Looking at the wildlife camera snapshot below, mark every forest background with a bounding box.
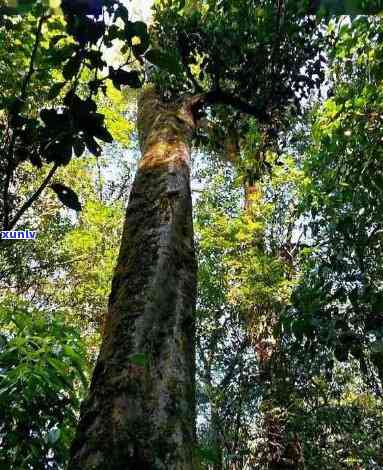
[0,0,383,469]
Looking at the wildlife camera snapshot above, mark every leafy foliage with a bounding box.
[193,152,300,467]
[0,299,89,469]
[0,0,146,230]
[190,15,383,468]
[151,0,325,121]
[0,154,127,336]
[284,16,383,388]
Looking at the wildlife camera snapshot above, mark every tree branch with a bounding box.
[187,89,270,124]
[207,90,270,121]
[20,15,48,101]
[2,14,48,230]
[7,163,58,231]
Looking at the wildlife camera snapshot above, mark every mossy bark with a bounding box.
[68,88,197,470]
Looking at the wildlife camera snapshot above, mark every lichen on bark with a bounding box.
[68,87,198,470]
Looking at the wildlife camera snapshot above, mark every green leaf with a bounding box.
[110,69,141,89]
[47,82,65,100]
[50,183,82,211]
[49,34,66,47]
[6,0,36,14]
[128,353,148,367]
[93,126,113,143]
[84,134,101,156]
[62,55,81,81]
[73,138,85,158]
[195,446,221,464]
[40,108,70,129]
[63,346,88,386]
[47,356,68,377]
[145,49,180,74]
[126,21,149,56]
[44,136,73,166]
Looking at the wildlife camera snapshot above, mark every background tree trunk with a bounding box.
[68,88,198,470]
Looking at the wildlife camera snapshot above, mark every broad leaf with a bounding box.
[50,183,82,211]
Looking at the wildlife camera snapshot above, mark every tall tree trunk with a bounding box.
[210,408,223,470]
[243,183,260,213]
[68,88,198,470]
[242,180,304,469]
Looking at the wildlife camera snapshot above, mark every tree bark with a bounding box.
[68,87,198,470]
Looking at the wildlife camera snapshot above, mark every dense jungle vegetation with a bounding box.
[0,0,382,468]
